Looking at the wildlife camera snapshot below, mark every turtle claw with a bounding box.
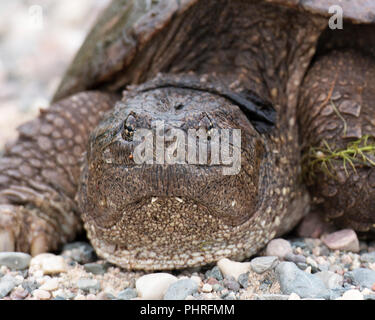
[0,204,57,254]
[30,234,49,256]
[0,229,15,252]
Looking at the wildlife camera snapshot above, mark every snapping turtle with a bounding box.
[0,0,375,270]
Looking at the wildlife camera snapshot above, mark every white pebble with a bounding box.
[30,254,67,275]
[32,289,51,300]
[39,278,59,291]
[306,257,318,269]
[304,266,312,274]
[202,283,212,293]
[288,293,301,300]
[337,289,363,300]
[136,273,178,299]
[217,258,251,281]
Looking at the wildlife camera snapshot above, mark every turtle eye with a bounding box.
[122,114,137,140]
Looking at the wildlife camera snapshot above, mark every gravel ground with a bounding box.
[0,233,374,300]
[1,1,375,301]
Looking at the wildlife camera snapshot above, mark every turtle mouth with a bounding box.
[85,196,238,270]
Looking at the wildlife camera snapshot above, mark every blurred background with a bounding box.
[0,0,111,150]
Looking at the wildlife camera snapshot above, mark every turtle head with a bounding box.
[78,74,275,270]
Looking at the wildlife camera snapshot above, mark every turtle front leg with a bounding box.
[0,91,118,255]
[298,49,375,235]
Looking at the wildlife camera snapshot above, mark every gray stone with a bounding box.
[250,256,279,274]
[223,278,240,291]
[0,275,16,298]
[255,294,289,300]
[346,268,375,289]
[212,284,224,292]
[83,263,107,275]
[285,253,306,264]
[360,252,375,263]
[238,273,249,288]
[77,278,101,292]
[276,262,330,299]
[0,252,31,270]
[22,280,39,293]
[205,266,223,281]
[329,288,348,300]
[315,271,343,289]
[296,262,309,271]
[164,279,198,300]
[117,288,138,300]
[62,242,96,264]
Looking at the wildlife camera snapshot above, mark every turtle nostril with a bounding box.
[174,103,184,110]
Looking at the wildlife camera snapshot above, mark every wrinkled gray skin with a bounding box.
[0,0,375,270]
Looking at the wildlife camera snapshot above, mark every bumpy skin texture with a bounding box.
[0,92,118,255]
[298,50,375,235]
[0,0,374,270]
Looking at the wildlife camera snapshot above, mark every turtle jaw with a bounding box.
[79,157,264,270]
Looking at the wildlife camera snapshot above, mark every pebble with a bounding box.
[136,273,177,300]
[306,256,318,269]
[117,288,138,300]
[83,263,107,275]
[212,284,224,292]
[10,287,28,300]
[97,292,115,300]
[32,289,51,300]
[223,278,240,292]
[39,278,59,291]
[217,258,251,281]
[322,229,359,252]
[22,280,39,293]
[206,277,219,285]
[346,268,375,289]
[77,278,101,292]
[337,289,364,300]
[250,256,279,274]
[164,278,198,300]
[266,238,293,260]
[0,275,16,298]
[288,292,301,300]
[285,253,306,264]
[224,292,236,300]
[31,254,67,275]
[237,273,249,289]
[0,252,31,270]
[205,266,223,281]
[276,262,330,299]
[360,252,375,263]
[62,242,96,264]
[255,294,289,300]
[201,283,212,293]
[315,271,343,289]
